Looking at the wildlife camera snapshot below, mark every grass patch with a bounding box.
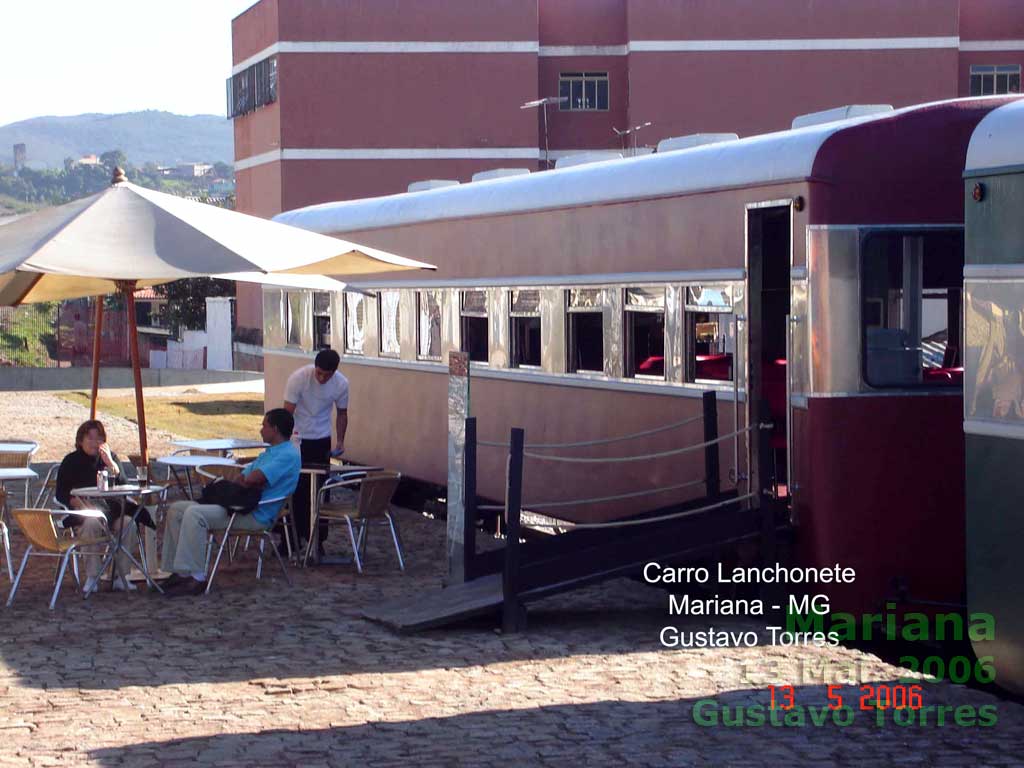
[0,303,60,367]
[60,391,266,441]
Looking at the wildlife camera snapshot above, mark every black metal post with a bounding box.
[464,417,478,582]
[502,427,526,633]
[702,391,720,499]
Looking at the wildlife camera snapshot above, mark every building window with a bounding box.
[344,292,366,355]
[969,65,1021,96]
[566,289,605,374]
[226,55,278,119]
[559,72,609,111]
[461,290,489,363]
[312,292,331,350]
[624,287,665,379]
[685,286,735,382]
[861,231,963,388]
[417,289,443,360]
[510,289,542,368]
[379,290,401,358]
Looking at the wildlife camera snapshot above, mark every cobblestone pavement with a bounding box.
[1,504,1023,768]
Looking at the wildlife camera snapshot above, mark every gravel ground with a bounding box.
[0,390,186,463]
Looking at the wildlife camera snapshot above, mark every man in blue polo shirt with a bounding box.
[161,408,301,596]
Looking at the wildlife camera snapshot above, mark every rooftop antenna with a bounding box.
[521,96,569,169]
[612,121,652,157]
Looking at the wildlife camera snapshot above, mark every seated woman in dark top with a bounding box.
[56,419,139,593]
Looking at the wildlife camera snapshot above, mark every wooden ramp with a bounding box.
[362,491,773,633]
[362,573,504,633]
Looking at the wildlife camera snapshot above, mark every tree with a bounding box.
[212,161,233,179]
[154,277,234,336]
[100,149,127,171]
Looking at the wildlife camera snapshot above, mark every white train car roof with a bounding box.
[965,99,1024,176]
[274,97,1017,236]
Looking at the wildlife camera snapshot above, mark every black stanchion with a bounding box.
[502,427,527,633]
[702,390,720,499]
[464,416,478,582]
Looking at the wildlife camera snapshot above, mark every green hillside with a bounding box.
[0,111,233,168]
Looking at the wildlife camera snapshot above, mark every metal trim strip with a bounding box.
[964,419,1024,441]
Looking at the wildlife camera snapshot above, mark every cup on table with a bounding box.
[138,466,149,486]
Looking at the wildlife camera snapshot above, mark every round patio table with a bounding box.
[70,484,166,593]
[156,455,239,499]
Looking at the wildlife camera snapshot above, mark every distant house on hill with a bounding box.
[174,162,213,179]
[76,154,101,166]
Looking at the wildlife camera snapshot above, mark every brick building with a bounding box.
[229,0,1024,348]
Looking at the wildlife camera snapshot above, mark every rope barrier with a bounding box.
[521,423,766,465]
[521,493,757,530]
[476,413,703,450]
[522,477,706,509]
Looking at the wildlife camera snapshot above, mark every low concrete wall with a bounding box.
[0,367,264,391]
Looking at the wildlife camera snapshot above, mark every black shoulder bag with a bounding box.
[198,479,263,514]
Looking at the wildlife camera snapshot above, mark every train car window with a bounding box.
[625,287,665,379]
[861,230,963,388]
[379,290,401,358]
[460,290,489,363]
[567,289,605,374]
[510,289,542,368]
[684,286,735,382]
[285,290,310,349]
[312,291,331,350]
[417,290,444,361]
[344,292,366,354]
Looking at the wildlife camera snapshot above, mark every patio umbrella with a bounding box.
[0,168,434,463]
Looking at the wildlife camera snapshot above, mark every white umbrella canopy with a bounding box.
[0,170,433,304]
[0,169,433,462]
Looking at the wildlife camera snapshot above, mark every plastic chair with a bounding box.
[305,471,404,573]
[203,495,293,594]
[6,508,109,609]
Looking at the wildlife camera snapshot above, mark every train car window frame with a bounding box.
[566,288,606,375]
[378,289,402,358]
[624,286,666,380]
[460,289,489,364]
[312,291,332,350]
[510,289,542,369]
[343,291,366,355]
[416,289,444,362]
[860,229,964,390]
[684,285,736,383]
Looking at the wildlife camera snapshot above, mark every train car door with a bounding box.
[745,202,793,503]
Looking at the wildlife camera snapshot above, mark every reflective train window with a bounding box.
[417,289,443,361]
[684,286,735,382]
[344,292,366,354]
[378,290,401,358]
[624,287,665,379]
[461,290,488,363]
[510,289,542,368]
[566,288,605,374]
[861,230,963,388]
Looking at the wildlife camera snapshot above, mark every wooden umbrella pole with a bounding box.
[89,296,104,419]
[120,281,149,465]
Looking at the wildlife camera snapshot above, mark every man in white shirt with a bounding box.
[283,348,349,549]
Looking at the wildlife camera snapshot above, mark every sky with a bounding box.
[1,1,259,127]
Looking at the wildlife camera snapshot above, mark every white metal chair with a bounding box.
[305,470,404,573]
[0,440,38,507]
[203,494,293,594]
[33,464,60,508]
[6,508,110,609]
